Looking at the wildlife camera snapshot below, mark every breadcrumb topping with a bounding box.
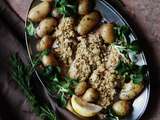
[53,18,124,108]
[53,17,77,65]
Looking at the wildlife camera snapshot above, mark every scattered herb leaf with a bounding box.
[116,60,146,84]
[114,25,130,45]
[26,21,36,37]
[112,41,139,63]
[55,0,78,17]
[130,73,143,84]
[40,65,78,107]
[113,25,140,63]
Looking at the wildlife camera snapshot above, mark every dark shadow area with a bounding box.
[0,94,20,120]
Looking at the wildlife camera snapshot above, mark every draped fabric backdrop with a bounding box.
[0,0,160,120]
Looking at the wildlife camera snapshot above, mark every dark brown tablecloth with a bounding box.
[0,0,40,120]
[0,0,160,120]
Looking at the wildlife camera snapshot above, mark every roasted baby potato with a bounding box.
[36,18,57,37]
[41,53,57,66]
[75,82,88,96]
[36,35,54,51]
[77,11,101,35]
[78,0,90,15]
[112,100,132,117]
[120,81,144,100]
[100,23,115,44]
[82,88,98,102]
[28,2,50,22]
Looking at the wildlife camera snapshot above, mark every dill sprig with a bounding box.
[9,54,56,120]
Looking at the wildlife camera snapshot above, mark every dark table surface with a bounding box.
[1,0,160,120]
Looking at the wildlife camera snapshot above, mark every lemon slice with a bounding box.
[66,100,82,117]
[71,95,102,117]
[66,100,89,120]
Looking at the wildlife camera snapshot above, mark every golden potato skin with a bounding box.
[100,23,115,44]
[75,82,88,96]
[41,53,57,66]
[120,81,144,100]
[36,35,54,51]
[77,11,101,35]
[82,88,98,102]
[28,2,50,22]
[78,0,90,15]
[36,18,57,37]
[112,100,131,117]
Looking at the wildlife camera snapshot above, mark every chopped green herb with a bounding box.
[115,60,130,75]
[112,41,140,63]
[55,0,78,17]
[114,25,130,45]
[113,25,140,63]
[113,25,146,84]
[116,60,146,84]
[26,21,36,37]
[130,73,143,84]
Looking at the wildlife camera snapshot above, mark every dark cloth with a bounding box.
[0,1,39,120]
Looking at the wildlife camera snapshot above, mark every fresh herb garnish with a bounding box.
[32,49,51,66]
[112,41,140,63]
[114,25,130,45]
[10,54,56,120]
[55,0,78,17]
[26,21,36,37]
[40,66,78,107]
[113,25,146,84]
[34,49,51,58]
[116,60,146,84]
[105,107,119,120]
[113,25,140,63]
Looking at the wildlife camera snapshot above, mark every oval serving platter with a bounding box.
[25,0,150,120]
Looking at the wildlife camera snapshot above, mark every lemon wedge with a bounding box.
[66,100,89,120]
[71,95,102,117]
